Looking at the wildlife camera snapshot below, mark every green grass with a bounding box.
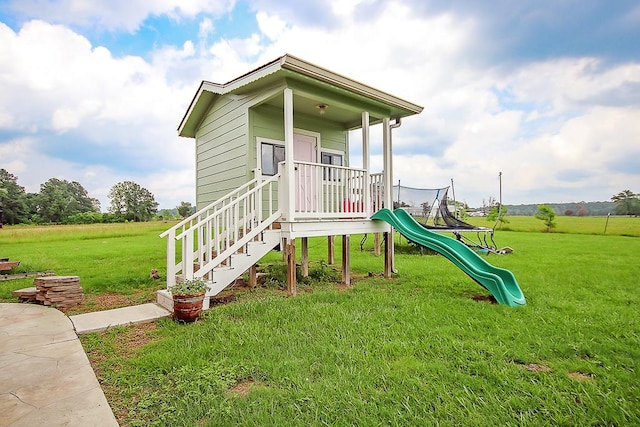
[0,221,174,301]
[74,226,639,426]
[466,215,640,236]
[2,220,639,425]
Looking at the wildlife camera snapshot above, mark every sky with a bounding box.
[0,0,639,211]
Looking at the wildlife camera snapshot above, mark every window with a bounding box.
[321,152,343,181]
[261,142,285,176]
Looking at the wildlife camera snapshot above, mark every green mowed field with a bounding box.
[2,218,639,425]
[466,214,640,236]
[0,221,171,308]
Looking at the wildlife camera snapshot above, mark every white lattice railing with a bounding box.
[292,161,369,219]
[160,172,281,289]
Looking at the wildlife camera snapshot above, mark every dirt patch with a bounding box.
[334,283,351,292]
[229,379,256,397]
[210,293,236,306]
[116,322,158,355]
[568,371,593,381]
[471,294,498,304]
[520,363,552,373]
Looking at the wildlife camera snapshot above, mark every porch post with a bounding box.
[342,235,351,285]
[301,237,309,277]
[382,117,394,278]
[327,235,335,264]
[284,87,295,221]
[382,117,392,210]
[249,263,257,288]
[286,238,297,296]
[362,111,371,216]
[384,231,392,278]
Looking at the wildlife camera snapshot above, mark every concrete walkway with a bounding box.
[0,303,119,426]
[69,303,171,335]
[0,302,171,426]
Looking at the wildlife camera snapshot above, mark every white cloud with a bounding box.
[500,58,640,115]
[3,0,236,32]
[256,11,287,41]
[1,1,639,212]
[198,17,214,41]
[0,20,196,209]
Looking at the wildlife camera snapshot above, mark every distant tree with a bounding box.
[565,209,574,216]
[456,205,468,220]
[176,201,194,218]
[421,202,431,218]
[22,192,39,223]
[487,204,509,228]
[156,209,176,221]
[535,204,556,232]
[108,181,159,222]
[0,169,27,225]
[36,178,100,223]
[611,190,640,216]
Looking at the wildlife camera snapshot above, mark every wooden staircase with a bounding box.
[157,172,281,311]
[202,228,281,296]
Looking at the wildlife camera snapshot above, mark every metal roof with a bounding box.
[178,54,423,137]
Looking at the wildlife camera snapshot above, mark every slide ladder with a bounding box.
[371,208,525,307]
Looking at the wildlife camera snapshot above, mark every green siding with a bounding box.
[196,88,352,209]
[195,94,253,208]
[249,104,349,168]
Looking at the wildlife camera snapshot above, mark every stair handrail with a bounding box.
[161,172,281,289]
[174,175,276,240]
[159,176,261,239]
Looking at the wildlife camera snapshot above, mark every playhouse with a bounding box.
[157,54,423,310]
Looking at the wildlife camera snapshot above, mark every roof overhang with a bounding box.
[178,54,423,138]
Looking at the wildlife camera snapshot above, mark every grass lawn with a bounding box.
[466,214,640,237]
[2,219,639,425]
[0,221,172,311]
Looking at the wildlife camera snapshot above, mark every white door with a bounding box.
[293,133,317,211]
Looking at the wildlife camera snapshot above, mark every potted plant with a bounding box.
[170,278,209,323]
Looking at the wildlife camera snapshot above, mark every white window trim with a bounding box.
[256,129,324,175]
[320,148,345,183]
[256,137,285,177]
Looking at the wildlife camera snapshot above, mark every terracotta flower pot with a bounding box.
[172,292,205,323]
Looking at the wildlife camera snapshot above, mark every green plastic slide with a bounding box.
[371,208,526,307]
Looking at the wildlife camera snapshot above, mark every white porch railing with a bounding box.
[160,162,386,290]
[160,172,281,289]
[291,161,369,219]
[370,172,384,212]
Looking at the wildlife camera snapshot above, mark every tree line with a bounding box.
[0,168,194,225]
[505,191,640,217]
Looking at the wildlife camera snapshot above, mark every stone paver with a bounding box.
[0,303,119,427]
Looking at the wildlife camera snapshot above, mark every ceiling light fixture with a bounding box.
[315,104,328,115]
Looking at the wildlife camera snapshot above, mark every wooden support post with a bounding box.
[282,237,287,262]
[301,237,309,277]
[249,264,257,288]
[327,235,335,264]
[342,235,351,285]
[374,232,381,256]
[286,238,297,296]
[383,232,392,278]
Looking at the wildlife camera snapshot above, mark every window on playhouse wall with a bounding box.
[321,151,343,181]
[261,142,285,175]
